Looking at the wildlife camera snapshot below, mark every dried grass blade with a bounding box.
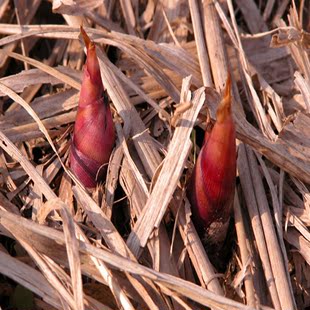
[72,185,134,259]
[0,130,55,200]
[125,273,160,310]
[127,82,205,256]
[115,122,149,198]
[76,243,261,310]
[247,150,295,310]
[238,143,281,310]
[98,49,170,121]
[0,210,260,310]
[119,151,180,277]
[0,213,114,310]
[0,50,80,89]
[234,191,257,307]
[285,208,310,242]
[102,38,181,102]
[119,0,136,35]
[285,229,310,266]
[105,145,124,219]
[0,82,80,187]
[72,186,170,308]
[45,199,85,310]
[3,111,76,143]
[0,26,80,46]
[170,196,224,295]
[203,0,228,90]
[219,0,277,140]
[0,83,60,151]
[188,0,212,86]
[17,239,75,309]
[97,49,162,178]
[0,191,20,214]
[294,71,310,113]
[0,68,62,96]
[77,232,136,310]
[0,250,62,308]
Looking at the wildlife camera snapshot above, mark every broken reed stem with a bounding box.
[127,84,205,256]
[0,121,167,309]
[203,0,246,130]
[99,50,181,281]
[77,231,135,310]
[104,66,223,295]
[234,191,257,308]
[119,0,136,36]
[115,122,180,277]
[188,0,212,86]
[105,144,124,220]
[171,197,224,295]
[238,144,281,310]
[0,250,64,309]
[247,150,295,310]
[16,239,76,309]
[0,209,261,310]
[97,49,162,179]
[203,0,228,90]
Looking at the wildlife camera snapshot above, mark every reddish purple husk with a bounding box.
[69,27,115,188]
[187,76,236,245]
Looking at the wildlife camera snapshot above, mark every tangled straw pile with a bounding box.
[0,1,309,309]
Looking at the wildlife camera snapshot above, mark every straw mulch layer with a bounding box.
[0,1,309,309]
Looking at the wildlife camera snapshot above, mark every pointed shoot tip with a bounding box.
[80,26,93,50]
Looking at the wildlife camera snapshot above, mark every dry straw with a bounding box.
[0,1,309,310]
